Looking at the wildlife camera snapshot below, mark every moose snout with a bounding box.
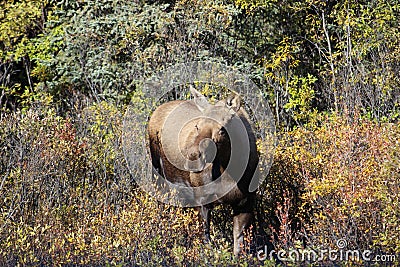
[188,150,201,161]
[183,147,205,172]
[183,138,217,172]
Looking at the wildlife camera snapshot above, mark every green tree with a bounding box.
[295,0,400,120]
[0,0,59,111]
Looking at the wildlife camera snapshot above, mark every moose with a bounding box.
[148,87,259,256]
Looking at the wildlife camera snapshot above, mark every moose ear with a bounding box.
[190,86,210,111]
[225,92,241,112]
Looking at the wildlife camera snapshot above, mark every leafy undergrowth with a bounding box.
[0,104,270,266]
[264,114,400,266]
[0,189,264,266]
[0,104,399,266]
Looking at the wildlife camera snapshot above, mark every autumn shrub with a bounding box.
[0,107,87,265]
[0,102,270,266]
[261,114,399,265]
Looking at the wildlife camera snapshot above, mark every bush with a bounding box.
[0,104,271,266]
[262,114,400,265]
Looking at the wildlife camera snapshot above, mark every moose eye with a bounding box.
[195,125,199,132]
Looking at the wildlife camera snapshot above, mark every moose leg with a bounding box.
[199,205,211,242]
[233,212,253,256]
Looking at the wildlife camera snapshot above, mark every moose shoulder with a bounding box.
[148,87,259,256]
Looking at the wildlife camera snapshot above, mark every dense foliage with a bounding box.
[1,0,399,265]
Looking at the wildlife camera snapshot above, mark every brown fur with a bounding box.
[148,88,259,256]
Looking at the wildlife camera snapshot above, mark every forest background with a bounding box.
[0,0,399,265]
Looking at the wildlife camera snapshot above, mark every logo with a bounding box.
[257,238,397,263]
